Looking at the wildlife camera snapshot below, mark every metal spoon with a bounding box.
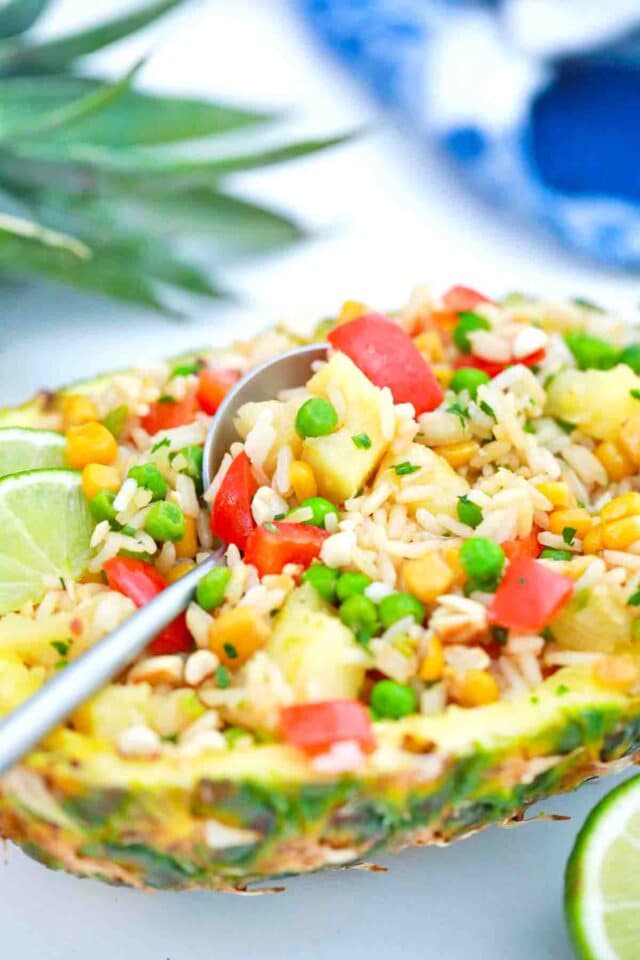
[0,342,327,774]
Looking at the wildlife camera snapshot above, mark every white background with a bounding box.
[0,2,638,957]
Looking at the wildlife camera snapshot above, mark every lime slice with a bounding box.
[0,469,94,614]
[0,427,66,478]
[566,774,640,960]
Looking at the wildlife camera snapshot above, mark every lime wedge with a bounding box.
[0,427,66,478]
[566,774,640,960]
[0,469,94,614]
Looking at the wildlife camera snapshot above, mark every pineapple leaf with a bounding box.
[0,0,50,39]
[0,0,189,75]
[0,209,90,259]
[5,132,352,190]
[0,77,270,145]
[0,60,143,143]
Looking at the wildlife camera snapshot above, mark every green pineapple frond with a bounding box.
[0,0,350,314]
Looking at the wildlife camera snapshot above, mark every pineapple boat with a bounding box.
[2,285,640,892]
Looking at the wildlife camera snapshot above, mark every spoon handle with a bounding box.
[0,551,223,776]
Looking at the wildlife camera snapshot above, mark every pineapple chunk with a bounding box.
[376,442,469,517]
[72,684,204,743]
[550,583,635,654]
[302,353,388,502]
[268,583,366,702]
[545,365,640,441]
[0,659,45,715]
[234,398,302,473]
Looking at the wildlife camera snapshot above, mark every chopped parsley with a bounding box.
[628,589,640,607]
[523,421,536,434]
[479,400,495,419]
[394,461,420,476]
[446,402,470,428]
[556,684,569,696]
[263,521,279,534]
[215,665,230,688]
[50,639,71,657]
[352,433,371,449]
[562,526,577,546]
[556,418,576,435]
[457,494,483,529]
[223,643,238,660]
[630,389,640,400]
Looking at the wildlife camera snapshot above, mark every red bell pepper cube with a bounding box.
[196,367,240,415]
[327,313,444,414]
[210,451,258,551]
[103,556,192,655]
[502,527,541,561]
[443,285,493,313]
[280,700,375,755]
[488,556,573,633]
[454,347,546,380]
[141,395,200,434]
[243,521,328,576]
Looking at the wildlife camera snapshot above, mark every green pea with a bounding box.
[89,490,118,524]
[298,496,339,529]
[170,445,204,493]
[457,494,483,529]
[144,501,186,542]
[450,367,490,399]
[196,567,231,611]
[102,404,128,440]
[302,563,339,602]
[459,537,505,587]
[540,548,573,561]
[453,312,491,353]
[370,679,417,719]
[128,463,168,501]
[619,344,640,375]
[339,594,379,644]
[378,592,425,629]
[336,570,372,601]
[295,397,339,438]
[564,331,618,371]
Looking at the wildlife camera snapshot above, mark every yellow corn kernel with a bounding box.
[443,546,465,586]
[81,463,120,501]
[402,552,455,604]
[66,421,118,469]
[602,516,640,551]
[593,655,639,692]
[536,481,574,509]
[437,440,479,468]
[419,635,444,683]
[289,460,317,502]
[619,414,640,468]
[166,561,196,584]
[548,507,592,538]
[595,441,635,482]
[582,524,604,554]
[174,514,198,559]
[415,330,444,362]
[432,364,453,388]
[61,393,99,428]
[338,300,367,323]
[452,669,500,708]
[208,606,270,670]
[601,492,640,523]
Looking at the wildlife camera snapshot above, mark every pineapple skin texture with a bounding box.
[2,349,640,891]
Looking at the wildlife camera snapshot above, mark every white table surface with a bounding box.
[1,2,638,957]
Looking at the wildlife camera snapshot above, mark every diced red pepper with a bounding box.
[443,285,493,313]
[502,527,541,561]
[243,521,328,576]
[454,347,546,380]
[328,313,444,414]
[141,395,200,434]
[196,367,240,415]
[280,700,375,755]
[210,451,258,551]
[488,556,573,633]
[103,556,192,655]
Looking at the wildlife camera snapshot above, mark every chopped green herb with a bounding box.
[54,659,69,671]
[171,360,203,378]
[541,626,555,643]
[491,625,509,645]
[151,437,171,453]
[394,461,421,476]
[479,400,495,418]
[223,643,238,660]
[556,418,576,435]
[523,421,536,434]
[446,402,470,428]
[273,513,286,521]
[562,527,577,546]
[161,732,179,744]
[631,619,640,642]
[457,494,483,529]
[530,695,540,705]
[556,684,569,696]
[51,640,70,657]
[352,433,372,449]
[263,522,279,534]
[630,389,640,400]
[158,395,174,404]
[540,548,573,561]
[572,297,604,313]
[215,665,230,688]
[628,589,640,607]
